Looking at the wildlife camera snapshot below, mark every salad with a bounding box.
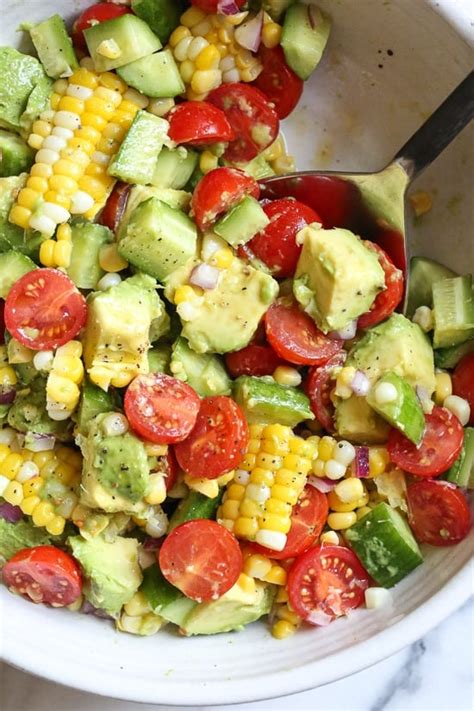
[0,0,472,641]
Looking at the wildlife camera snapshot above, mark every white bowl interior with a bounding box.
[2,0,473,705]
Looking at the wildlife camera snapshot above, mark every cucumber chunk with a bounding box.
[76,379,116,435]
[262,0,296,21]
[168,490,223,533]
[67,221,112,290]
[345,502,423,588]
[108,111,168,185]
[117,49,184,98]
[434,340,474,369]
[29,14,78,79]
[131,0,184,44]
[151,147,198,190]
[170,336,231,397]
[366,372,425,445]
[148,344,172,374]
[233,375,313,427]
[141,563,184,612]
[406,256,457,318]
[432,275,474,348]
[444,427,474,489]
[84,14,162,72]
[214,196,270,247]
[0,251,36,299]
[281,3,331,81]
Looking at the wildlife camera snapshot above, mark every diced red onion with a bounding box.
[351,370,371,396]
[306,610,333,626]
[235,10,264,52]
[143,536,163,551]
[0,502,23,523]
[307,475,336,493]
[217,0,241,15]
[190,263,220,290]
[0,389,16,405]
[81,599,115,620]
[24,433,56,452]
[352,446,370,478]
[328,320,357,341]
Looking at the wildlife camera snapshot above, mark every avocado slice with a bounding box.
[8,377,72,441]
[0,175,28,253]
[0,48,46,133]
[18,76,53,138]
[281,3,331,81]
[76,378,117,436]
[0,130,34,177]
[29,14,78,79]
[0,518,64,562]
[170,337,231,397]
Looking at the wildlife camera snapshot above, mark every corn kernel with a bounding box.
[110,371,134,389]
[53,160,83,180]
[238,498,262,518]
[199,150,219,174]
[56,224,72,242]
[28,134,44,150]
[58,96,84,115]
[318,436,336,461]
[50,93,61,110]
[32,501,55,526]
[221,499,241,520]
[260,513,291,534]
[263,565,287,585]
[48,175,77,195]
[233,517,259,538]
[0,453,24,480]
[47,373,80,408]
[262,22,282,49]
[334,477,364,503]
[276,587,289,603]
[273,366,302,387]
[265,498,292,517]
[0,366,17,388]
[196,44,221,70]
[31,164,53,179]
[81,112,107,132]
[39,240,56,267]
[99,72,127,93]
[70,68,99,90]
[357,506,372,520]
[44,191,71,210]
[276,605,300,625]
[327,511,357,530]
[368,447,390,477]
[244,554,272,579]
[53,240,73,268]
[46,516,66,536]
[20,495,41,515]
[320,530,340,545]
[3,481,23,506]
[236,572,256,595]
[210,248,233,269]
[9,205,31,229]
[435,372,452,405]
[32,120,52,138]
[272,619,297,640]
[191,69,222,95]
[124,591,151,617]
[181,7,207,28]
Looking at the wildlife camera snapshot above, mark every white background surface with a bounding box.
[2,598,473,710]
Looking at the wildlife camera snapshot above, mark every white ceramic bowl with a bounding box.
[2,0,473,705]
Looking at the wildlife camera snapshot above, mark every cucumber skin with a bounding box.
[168,490,223,533]
[141,563,183,611]
[432,275,474,349]
[234,375,313,427]
[444,427,474,489]
[407,256,457,318]
[345,502,423,588]
[434,340,474,369]
[367,372,425,445]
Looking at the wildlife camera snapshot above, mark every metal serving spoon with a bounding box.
[260,71,474,311]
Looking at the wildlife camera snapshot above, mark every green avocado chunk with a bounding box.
[147,344,172,373]
[8,377,72,441]
[234,375,313,427]
[0,518,62,562]
[293,224,385,333]
[0,251,36,299]
[141,563,184,612]
[80,412,150,512]
[76,378,117,436]
[170,337,231,397]
[335,314,435,444]
[131,0,184,43]
[69,535,142,616]
[0,130,34,177]
[18,76,53,138]
[84,14,162,72]
[0,175,27,254]
[168,258,279,354]
[345,502,423,588]
[29,14,78,79]
[281,2,331,81]
[366,372,425,445]
[168,490,224,533]
[0,48,46,133]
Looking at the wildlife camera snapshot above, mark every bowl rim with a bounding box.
[3,557,473,705]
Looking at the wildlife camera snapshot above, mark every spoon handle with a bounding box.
[394,71,474,181]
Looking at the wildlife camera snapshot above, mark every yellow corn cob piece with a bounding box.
[0,443,82,536]
[217,424,316,552]
[9,67,144,234]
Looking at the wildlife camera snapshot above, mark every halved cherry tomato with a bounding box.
[288,545,369,624]
[167,102,235,146]
[192,0,245,12]
[225,343,285,378]
[191,167,259,231]
[249,486,329,560]
[5,269,87,351]
[159,519,243,602]
[175,396,249,479]
[260,175,361,230]
[407,480,471,546]
[3,545,82,606]
[240,198,321,278]
[207,83,279,163]
[357,241,404,329]
[387,406,464,477]
[99,182,131,233]
[452,353,474,425]
[265,301,343,366]
[153,448,179,492]
[253,45,304,120]
[306,352,347,432]
[125,373,201,444]
[72,3,132,51]
[0,299,5,344]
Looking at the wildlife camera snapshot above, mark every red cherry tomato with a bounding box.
[306,352,347,432]
[167,102,235,146]
[159,519,243,602]
[407,480,471,546]
[388,406,464,477]
[5,269,87,351]
[207,83,279,163]
[357,241,404,329]
[0,299,5,344]
[99,182,131,233]
[191,0,245,12]
[253,45,304,119]
[153,448,179,492]
[191,167,259,231]
[260,174,361,230]
[265,301,343,366]
[240,198,321,278]
[125,373,201,445]
[72,3,132,51]
[288,545,369,624]
[225,343,285,378]
[175,396,249,479]
[249,486,329,560]
[3,545,82,606]
[452,353,474,425]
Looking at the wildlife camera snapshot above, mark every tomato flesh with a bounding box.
[387,406,464,477]
[3,545,82,606]
[4,269,87,351]
[225,343,284,378]
[99,182,131,233]
[192,0,245,12]
[407,480,471,546]
[357,241,404,329]
[175,396,249,479]
[208,83,279,163]
[191,167,259,231]
[72,3,131,51]
[306,351,347,432]
[253,46,304,119]
[0,299,4,345]
[452,353,474,425]
[288,545,369,624]
[159,519,243,602]
[167,102,235,146]
[125,373,201,444]
[249,486,329,560]
[241,198,321,278]
[265,301,343,366]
